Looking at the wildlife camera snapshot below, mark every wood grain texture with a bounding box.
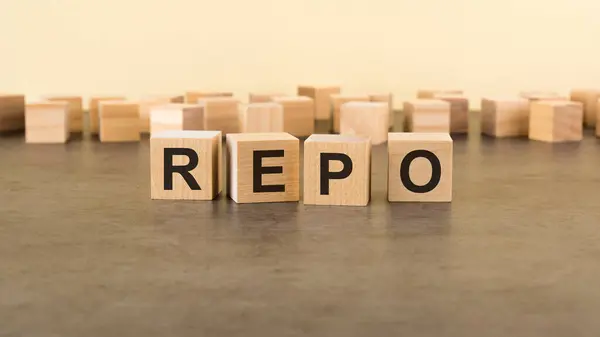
[330,94,370,133]
[89,96,126,134]
[297,86,340,121]
[529,101,583,142]
[0,94,25,132]
[44,96,83,132]
[150,103,204,135]
[403,99,450,133]
[239,103,284,133]
[270,96,314,137]
[25,102,70,144]
[481,97,529,137]
[340,102,389,145]
[98,101,140,142]
[570,89,599,127]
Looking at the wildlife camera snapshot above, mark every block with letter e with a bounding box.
[388,132,452,202]
[150,130,222,200]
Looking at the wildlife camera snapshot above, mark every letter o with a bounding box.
[400,150,441,193]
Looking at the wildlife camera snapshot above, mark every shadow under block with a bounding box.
[25,102,70,144]
[270,96,314,137]
[331,94,370,133]
[369,93,394,129]
[150,103,204,135]
[340,102,389,145]
[150,130,222,200]
[434,94,469,133]
[480,97,529,137]
[226,133,300,203]
[185,91,233,104]
[197,97,240,135]
[139,95,185,133]
[239,103,284,133]
[388,132,453,202]
[417,89,463,99]
[44,96,83,132]
[303,134,371,206]
[529,101,583,143]
[98,101,141,142]
[89,96,126,134]
[0,94,25,132]
[570,89,599,127]
[404,99,451,133]
[248,93,284,103]
[297,86,341,121]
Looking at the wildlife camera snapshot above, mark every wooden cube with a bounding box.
[369,93,394,129]
[89,96,126,134]
[98,101,140,142]
[570,89,599,127]
[297,85,341,120]
[150,130,222,200]
[529,101,583,142]
[433,94,469,133]
[150,103,204,135]
[481,97,529,137]
[340,102,389,145]
[330,94,370,133]
[0,94,25,132]
[270,96,314,137]
[388,132,452,202]
[139,95,184,133]
[239,103,284,133]
[197,97,240,135]
[520,91,567,101]
[303,134,371,206]
[417,89,462,99]
[44,96,83,132]
[226,133,300,203]
[248,93,284,103]
[403,99,451,133]
[185,91,232,104]
[25,102,70,143]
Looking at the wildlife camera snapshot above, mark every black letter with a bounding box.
[400,150,441,193]
[253,150,285,193]
[320,153,353,195]
[164,148,201,190]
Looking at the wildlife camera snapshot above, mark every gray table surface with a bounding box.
[2,112,600,337]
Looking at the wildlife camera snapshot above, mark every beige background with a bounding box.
[1,0,599,109]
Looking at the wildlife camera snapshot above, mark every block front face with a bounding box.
[89,96,126,134]
[404,100,450,133]
[388,132,452,202]
[197,97,240,135]
[45,96,83,132]
[271,97,314,137]
[529,101,583,142]
[369,93,394,129]
[340,102,389,145]
[226,133,299,203]
[139,95,184,133]
[151,130,222,200]
[481,98,529,137]
[303,134,371,206]
[25,102,70,143]
[331,95,370,133]
[239,103,284,133]
[0,94,26,132]
[570,89,599,127]
[434,94,469,133]
[150,104,204,135]
[298,86,340,120]
[99,102,140,142]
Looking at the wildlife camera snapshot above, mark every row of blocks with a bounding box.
[151,131,453,205]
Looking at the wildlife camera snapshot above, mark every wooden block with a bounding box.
[248,93,284,103]
[185,91,232,104]
[369,93,394,129]
[570,89,599,127]
[139,95,184,133]
[481,97,529,137]
[89,96,126,134]
[150,130,222,200]
[239,102,284,133]
[403,99,451,133]
[388,132,453,202]
[44,96,83,132]
[25,102,70,144]
[0,94,25,132]
[303,134,371,206]
[529,100,583,143]
[340,102,389,145]
[150,103,204,135]
[226,133,299,203]
[98,101,140,142]
[297,85,341,120]
[417,89,463,99]
[270,96,314,137]
[520,91,567,101]
[433,94,469,133]
[197,97,240,135]
[330,94,370,133]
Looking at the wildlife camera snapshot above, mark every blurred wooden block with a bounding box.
[570,89,599,127]
[340,102,389,145]
[369,93,394,129]
[403,99,450,133]
[98,101,140,142]
[0,94,25,132]
[433,94,469,133]
[417,89,462,99]
[297,85,340,120]
[44,96,83,132]
[481,97,529,137]
[197,97,240,135]
[150,130,222,200]
[89,96,126,134]
[520,91,567,101]
[248,93,284,103]
[529,101,583,142]
[226,133,300,203]
[303,134,371,206]
[25,102,70,144]
[330,94,370,133]
[388,132,453,202]
[150,103,204,135]
[185,91,232,104]
[239,102,284,133]
[271,96,314,137]
[139,95,184,133]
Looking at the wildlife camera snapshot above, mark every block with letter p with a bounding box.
[150,130,222,200]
